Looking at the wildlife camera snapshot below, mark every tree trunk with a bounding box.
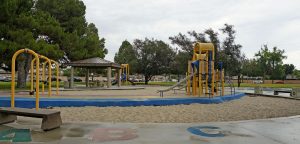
[144,75,149,85]
[17,54,32,88]
[237,75,241,87]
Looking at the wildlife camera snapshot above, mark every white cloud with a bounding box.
[82,0,300,68]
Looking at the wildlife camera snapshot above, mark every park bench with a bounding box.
[0,107,62,131]
[274,90,292,96]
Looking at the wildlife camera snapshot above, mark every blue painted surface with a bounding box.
[187,126,225,137]
[0,93,246,108]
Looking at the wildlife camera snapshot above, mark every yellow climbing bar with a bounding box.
[11,49,40,110]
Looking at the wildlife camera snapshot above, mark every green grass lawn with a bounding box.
[226,83,300,88]
[0,82,64,90]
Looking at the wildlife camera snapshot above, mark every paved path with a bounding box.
[0,116,299,143]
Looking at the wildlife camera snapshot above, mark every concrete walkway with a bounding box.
[0,116,299,143]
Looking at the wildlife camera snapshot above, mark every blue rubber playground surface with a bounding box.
[0,93,246,108]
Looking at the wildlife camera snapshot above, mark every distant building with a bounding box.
[286,74,298,80]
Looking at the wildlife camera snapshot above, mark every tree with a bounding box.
[36,0,87,35]
[0,0,65,87]
[171,50,190,75]
[169,28,221,75]
[283,64,295,76]
[255,45,286,83]
[0,0,107,88]
[293,69,300,79]
[219,24,243,87]
[241,58,262,77]
[114,40,137,73]
[36,0,107,62]
[133,38,176,84]
[169,33,194,55]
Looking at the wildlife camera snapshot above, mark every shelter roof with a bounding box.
[66,57,121,68]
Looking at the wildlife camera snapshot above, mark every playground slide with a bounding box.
[157,73,196,93]
[127,79,136,85]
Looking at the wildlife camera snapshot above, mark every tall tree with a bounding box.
[0,0,65,87]
[169,33,194,55]
[220,24,243,86]
[255,45,286,82]
[0,0,107,88]
[114,40,137,73]
[133,38,176,84]
[36,0,107,61]
[36,0,87,35]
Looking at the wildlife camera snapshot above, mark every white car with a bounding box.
[253,80,263,84]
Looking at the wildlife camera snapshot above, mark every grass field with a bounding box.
[0,82,64,90]
[229,83,300,88]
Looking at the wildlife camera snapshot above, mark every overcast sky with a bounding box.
[82,0,300,68]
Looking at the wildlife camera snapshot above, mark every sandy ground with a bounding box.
[53,96,300,123]
[0,86,189,98]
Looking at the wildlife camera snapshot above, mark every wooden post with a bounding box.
[70,67,74,88]
[86,68,89,87]
[107,67,112,88]
[118,68,121,87]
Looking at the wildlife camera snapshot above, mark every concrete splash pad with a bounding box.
[0,116,299,143]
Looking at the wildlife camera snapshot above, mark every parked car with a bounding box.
[253,80,263,84]
[3,76,12,82]
[0,76,6,81]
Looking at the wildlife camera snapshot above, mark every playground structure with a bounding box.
[31,55,51,96]
[115,63,135,85]
[11,48,61,107]
[11,49,40,109]
[31,58,60,96]
[30,56,60,96]
[158,42,224,97]
[187,42,225,97]
[0,48,62,131]
[121,64,130,82]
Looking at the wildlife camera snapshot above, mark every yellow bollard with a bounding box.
[11,48,40,110]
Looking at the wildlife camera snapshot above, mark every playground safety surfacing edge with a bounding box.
[0,93,246,108]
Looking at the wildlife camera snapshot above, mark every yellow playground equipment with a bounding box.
[186,42,225,97]
[31,55,52,96]
[31,56,60,96]
[11,49,40,110]
[51,60,60,95]
[121,64,130,82]
[11,48,60,110]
